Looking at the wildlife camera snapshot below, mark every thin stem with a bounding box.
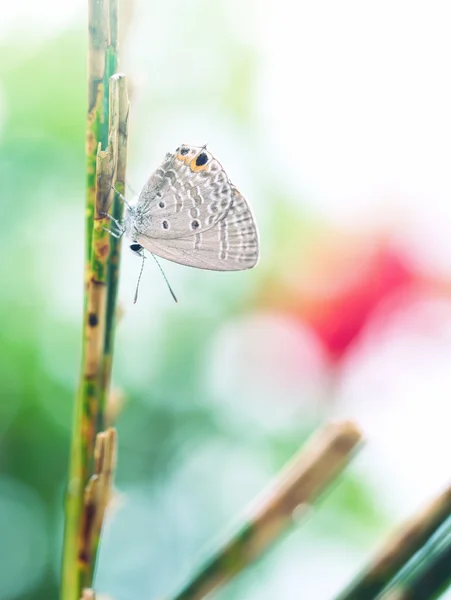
[86,0,117,263]
[61,1,126,598]
[165,421,363,600]
[335,483,451,600]
[379,519,451,600]
[101,75,129,409]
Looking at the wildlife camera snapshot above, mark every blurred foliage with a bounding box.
[0,13,390,600]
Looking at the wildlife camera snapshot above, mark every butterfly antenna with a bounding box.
[150,253,178,303]
[133,253,146,304]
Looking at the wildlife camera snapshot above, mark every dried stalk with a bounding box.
[79,428,118,586]
[165,421,362,600]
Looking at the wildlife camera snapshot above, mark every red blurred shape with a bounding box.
[260,236,426,363]
[308,247,416,361]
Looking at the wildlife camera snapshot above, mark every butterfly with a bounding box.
[104,144,259,300]
[107,144,259,267]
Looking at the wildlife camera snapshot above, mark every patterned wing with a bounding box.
[134,145,234,240]
[137,186,259,271]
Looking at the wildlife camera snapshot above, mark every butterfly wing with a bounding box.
[137,186,259,271]
[135,145,234,239]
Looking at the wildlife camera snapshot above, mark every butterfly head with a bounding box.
[129,241,143,255]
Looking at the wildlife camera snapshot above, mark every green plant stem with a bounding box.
[380,519,451,600]
[335,484,451,600]
[100,74,129,414]
[86,0,118,261]
[61,1,124,598]
[165,421,362,600]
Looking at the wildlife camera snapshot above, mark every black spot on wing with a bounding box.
[195,152,208,166]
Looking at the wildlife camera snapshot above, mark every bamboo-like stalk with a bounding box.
[165,421,362,600]
[61,1,128,597]
[100,73,129,412]
[379,520,451,600]
[335,483,451,600]
[85,0,118,263]
[62,74,129,598]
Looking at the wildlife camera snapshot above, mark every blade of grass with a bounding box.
[380,518,451,600]
[165,421,363,600]
[335,483,451,600]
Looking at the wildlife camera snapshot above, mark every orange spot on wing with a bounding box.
[175,152,192,165]
[189,156,210,173]
[175,148,210,172]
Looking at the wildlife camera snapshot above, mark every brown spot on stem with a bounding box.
[78,550,89,567]
[90,277,107,285]
[88,313,98,327]
[78,500,96,566]
[98,243,110,258]
[86,129,97,156]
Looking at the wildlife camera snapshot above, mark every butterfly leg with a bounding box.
[110,185,132,209]
[100,211,125,237]
[103,227,123,239]
[100,211,122,229]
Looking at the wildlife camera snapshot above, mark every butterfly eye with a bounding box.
[130,243,143,253]
[162,220,169,230]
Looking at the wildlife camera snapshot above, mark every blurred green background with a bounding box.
[1,1,451,599]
